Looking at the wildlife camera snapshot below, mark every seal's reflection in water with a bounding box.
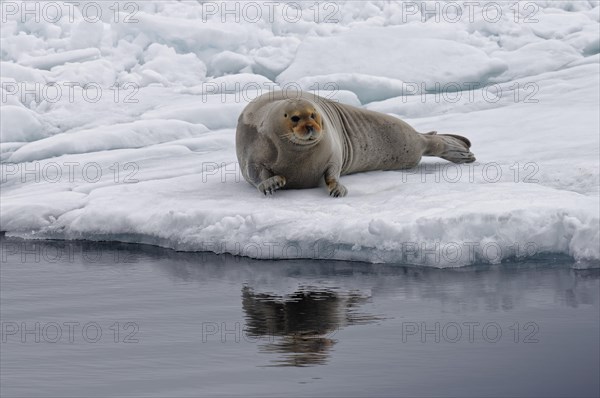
[2,237,599,396]
[242,286,380,367]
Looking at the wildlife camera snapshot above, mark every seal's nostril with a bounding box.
[306,125,313,133]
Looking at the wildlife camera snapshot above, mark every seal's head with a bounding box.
[279,99,323,146]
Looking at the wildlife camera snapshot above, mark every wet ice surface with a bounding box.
[1,237,598,397]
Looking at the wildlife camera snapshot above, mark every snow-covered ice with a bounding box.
[1,1,598,267]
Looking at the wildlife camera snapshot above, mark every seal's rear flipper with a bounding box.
[441,133,471,148]
[423,133,475,164]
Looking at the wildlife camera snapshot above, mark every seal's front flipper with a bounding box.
[327,181,347,197]
[325,176,347,197]
[423,133,475,164]
[324,164,347,198]
[258,175,286,196]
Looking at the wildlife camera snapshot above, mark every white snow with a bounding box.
[19,47,101,70]
[0,105,46,142]
[277,30,509,102]
[1,1,599,267]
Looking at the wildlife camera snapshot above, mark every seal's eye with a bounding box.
[291,116,300,123]
[284,113,287,118]
[311,113,316,119]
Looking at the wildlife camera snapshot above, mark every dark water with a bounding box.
[1,237,599,397]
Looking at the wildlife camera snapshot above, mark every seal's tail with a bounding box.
[422,131,476,164]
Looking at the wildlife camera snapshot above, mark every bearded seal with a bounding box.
[236,91,475,197]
